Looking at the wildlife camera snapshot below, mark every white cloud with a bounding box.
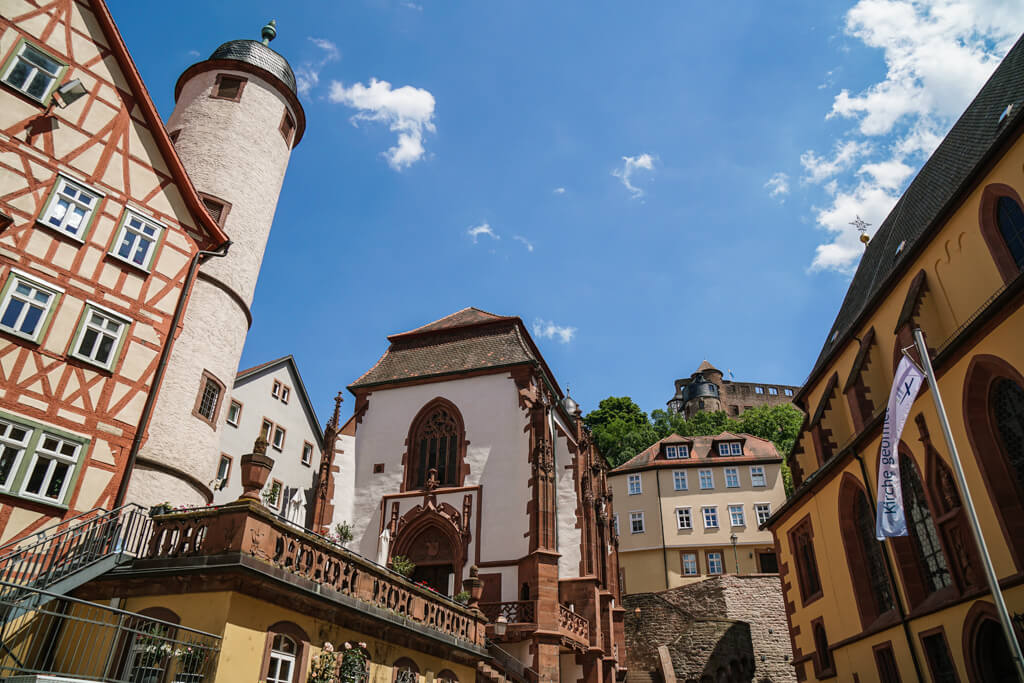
[401,1,423,9]
[296,37,340,96]
[553,187,567,194]
[187,49,200,58]
[329,78,437,170]
[513,235,534,252]
[800,140,871,183]
[765,172,790,202]
[611,153,655,198]
[467,223,499,243]
[799,0,1024,273]
[532,319,576,344]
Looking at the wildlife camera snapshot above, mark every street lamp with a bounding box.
[730,532,739,574]
[494,615,507,637]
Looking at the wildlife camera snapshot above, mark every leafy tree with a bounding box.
[584,397,659,467]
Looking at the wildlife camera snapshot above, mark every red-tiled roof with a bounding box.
[388,307,514,340]
[350,309,545,390]
[610,432,780,473]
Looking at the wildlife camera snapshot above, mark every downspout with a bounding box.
[113,241,232,507]
[854,452,925,683]
[656,469,669,591]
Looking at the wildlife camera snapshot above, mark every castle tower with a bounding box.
[126,22,305,506]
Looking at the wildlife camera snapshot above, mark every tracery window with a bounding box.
[406,400,464,489]
[900,454,952,594]
[854,490,895,618]
[992,377,1024,491]
[789,516,822,604]
[996,195,1024,271]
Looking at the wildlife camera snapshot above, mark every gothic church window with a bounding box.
[1,40,65,104]
[900,454,952,594]
[790,517,823,604]
[406,400,465,490]
[992,377,1024,493]
[996,195,1024,272]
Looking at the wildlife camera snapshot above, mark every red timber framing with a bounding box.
[0,0,227,542]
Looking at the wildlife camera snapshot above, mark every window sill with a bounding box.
[0,80,54,108]
[0,327,43,345]
[226,421,238,428]
[67,352,115,374]
[105,252,152,275]
[0,489,69,512]
[35,220,88,245]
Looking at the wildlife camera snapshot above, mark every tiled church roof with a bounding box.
[802,32,1024,396]
[350,309,544,389]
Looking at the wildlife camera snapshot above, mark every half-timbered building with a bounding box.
[0,0,231,542]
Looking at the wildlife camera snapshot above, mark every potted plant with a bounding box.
[131,633,172,683]
[390,555,415,578]
[240,436,274,502]
[173,642,209,682]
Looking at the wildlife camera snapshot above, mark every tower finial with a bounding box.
[261,19,277,46]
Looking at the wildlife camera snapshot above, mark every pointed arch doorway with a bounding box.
[392,519,464,595]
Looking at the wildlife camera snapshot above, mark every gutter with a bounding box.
[113,241,232,507]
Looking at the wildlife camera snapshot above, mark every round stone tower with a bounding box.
[126,22,305,506]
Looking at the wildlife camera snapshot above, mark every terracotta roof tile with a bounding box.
[611,432,780,473]
[390,307,514,339]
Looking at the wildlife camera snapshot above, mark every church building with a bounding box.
[330,307,628,683]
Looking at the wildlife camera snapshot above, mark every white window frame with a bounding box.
[629,511,645,534]
[110,209,164,271]
[266,478,283,511]
[612,513,619,535]
[768,387,779,395]
[38,175,103,241]
[627,473,642,495]
[272,380,281,399]
[725,467,740,488]
[0,418,31,493]
[672,470,687,491]
[784,388,794,397]
[702,506,719,529]
[20,432,81,503]
[272,425,285,451]
[699,469,714,490]
[728,504,745,527]
[301,442,313,466]
[281,386,290,404]
[676,507,692,530]
[216,454,231,490]
[69,303,130,371]
[666,445,676,459]
[750,465,766,487]
[0,271,62,343]
[226,400,242,426]
[266,634,297,683]
[677,444,689,458]
[681,552,698,576]
[755,386,765,395]
[755,503,771,525]
[1,40,64,104]
[707,551,724,575]
[730,442,742,456]
[717,442,730,456]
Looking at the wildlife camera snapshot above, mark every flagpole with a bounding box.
[912,327,1024,681]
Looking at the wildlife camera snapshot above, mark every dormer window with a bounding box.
[665,445,689,459]
[717,442,743,456]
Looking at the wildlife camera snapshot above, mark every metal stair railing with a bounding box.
[0,504,151,600]
[0,506,110,556]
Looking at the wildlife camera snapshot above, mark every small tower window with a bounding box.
[193,370,225,427]
[199,193,231,228]
[212,74,246,102]
[280,110,296,145]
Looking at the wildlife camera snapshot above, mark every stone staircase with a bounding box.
[624,670,661,683]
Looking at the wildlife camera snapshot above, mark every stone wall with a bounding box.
[624,575,795,683]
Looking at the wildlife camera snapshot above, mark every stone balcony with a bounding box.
[135,498,487,652]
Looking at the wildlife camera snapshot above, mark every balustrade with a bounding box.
[478,600,536,624]
[558,604,590,647]
[144,502,485,647]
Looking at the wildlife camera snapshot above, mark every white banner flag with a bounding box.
[875,355,925,539]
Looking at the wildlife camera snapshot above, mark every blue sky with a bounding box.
[111,0,1024,422]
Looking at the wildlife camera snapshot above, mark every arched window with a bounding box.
[392,657,419,683]
[404,399,466,490]
[122,607,179,683]
[900,454,952,594]
[812,619,834,678]
[839,475,895,628]
[437,669,459,683]
[979,184,1024,283]
[992,378,1024,488]
[996,196,1024,272]
[260,622,310,683]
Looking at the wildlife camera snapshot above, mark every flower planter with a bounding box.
[239,436,275,501]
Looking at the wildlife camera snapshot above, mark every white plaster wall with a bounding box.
[330,432,356,528]
[558,655,583,683]
[127,280,246,507]
[347,374,531,569]
[133,63,298,507]
[166,67,295,305]
[214,363,321,519]
[555,421,582,579]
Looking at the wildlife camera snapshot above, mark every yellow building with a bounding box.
[609,432,786,594]
[765,34,1024,683]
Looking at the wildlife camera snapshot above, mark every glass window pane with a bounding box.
[20,305,43,334]
[46,461,69,498]
[96,334,114,363]
[25,458,48,493]
[6,61,30,88]
[1,299,24,329]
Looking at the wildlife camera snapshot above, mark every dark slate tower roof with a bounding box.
[209,39,296,94]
